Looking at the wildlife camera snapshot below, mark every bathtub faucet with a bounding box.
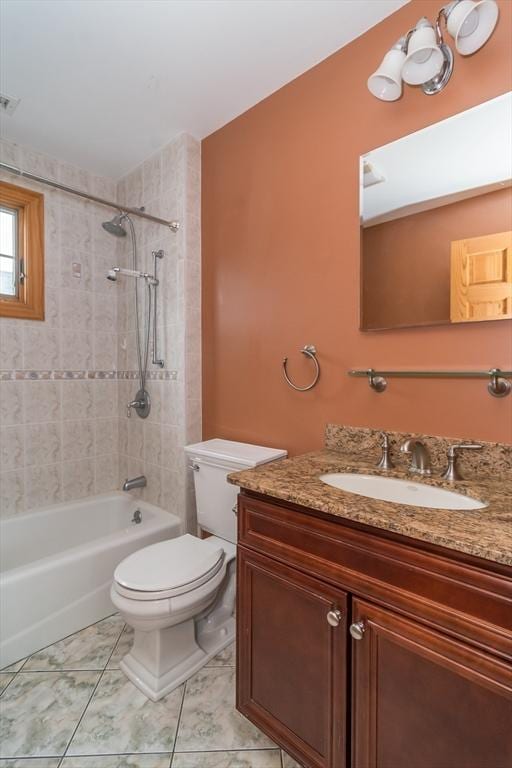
[122,476,147,492]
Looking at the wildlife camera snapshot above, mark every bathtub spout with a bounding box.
[123,476,147,492]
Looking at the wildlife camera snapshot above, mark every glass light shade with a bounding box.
[367,48,406,101]
[402,21,444,85]
[446,0,499,55]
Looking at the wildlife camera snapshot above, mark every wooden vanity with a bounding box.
[230,432,512,768]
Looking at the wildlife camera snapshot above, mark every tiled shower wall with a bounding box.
[116,134,201,531]
[0,141,121,515]
[0,135,201,530]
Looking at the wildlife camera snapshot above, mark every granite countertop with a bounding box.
[228,450,512,567]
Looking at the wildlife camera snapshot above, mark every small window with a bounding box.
[0,181,44,320]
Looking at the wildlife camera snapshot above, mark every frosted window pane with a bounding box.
[0,208,16,257]
[0,255,15,296]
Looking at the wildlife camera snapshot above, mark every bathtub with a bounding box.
[0,492,181,669]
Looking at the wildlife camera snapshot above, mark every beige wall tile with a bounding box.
[23,326,60,370]
[0,322,23,369]
[62,459,95,501]
[25,463,62,510]
[62,420,95,461]
[0,381,24,426]
[0,469,25,516]
[62,380,94,421]
[0,425,24,472]
[25,422,61,467]
[24,381,61,424]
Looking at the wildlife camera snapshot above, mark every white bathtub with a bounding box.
[0,492,181,669]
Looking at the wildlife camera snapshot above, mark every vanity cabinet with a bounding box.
[236,492,512,768]
[352,598,512,768]
[237,548,348,768]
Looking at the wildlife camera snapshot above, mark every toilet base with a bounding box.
[120,614,235,701]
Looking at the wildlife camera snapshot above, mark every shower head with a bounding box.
[105,266,156,284]
[102,213,127,237]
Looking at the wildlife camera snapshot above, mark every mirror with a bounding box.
[360,93,512,331]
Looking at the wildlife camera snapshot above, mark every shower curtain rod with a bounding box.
[0,161,180,232]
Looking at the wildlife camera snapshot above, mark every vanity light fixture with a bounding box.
[367,0,499,101]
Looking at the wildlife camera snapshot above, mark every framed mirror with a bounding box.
[360,92,512,331]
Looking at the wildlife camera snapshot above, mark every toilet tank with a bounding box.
[184,439,287,544]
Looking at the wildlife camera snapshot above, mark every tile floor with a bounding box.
[0,615,302,768]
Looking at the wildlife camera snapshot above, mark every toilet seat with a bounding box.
[113,534,225,601]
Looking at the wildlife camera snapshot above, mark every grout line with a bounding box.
[1,612,121,671]
[171,748,282,754]
[56,668,106,767]
[169,679,188,767]
[56,621,127,767]
[0,674,18,699]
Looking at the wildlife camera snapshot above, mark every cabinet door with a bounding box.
[352,598,512,768]
[237,546,348,768]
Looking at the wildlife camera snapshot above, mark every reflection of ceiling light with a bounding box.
[367,0,499,102]
[363,160,386,188]
[0,93,20,116]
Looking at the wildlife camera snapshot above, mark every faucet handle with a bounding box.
[376,431,394,470]
[447,442,483,457]
[442,442,482,482]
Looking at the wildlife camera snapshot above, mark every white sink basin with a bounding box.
[319,473,487,510]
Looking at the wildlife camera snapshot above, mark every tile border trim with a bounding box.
[0,370,178,381]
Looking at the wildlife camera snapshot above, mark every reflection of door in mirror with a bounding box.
[450,231,512,323]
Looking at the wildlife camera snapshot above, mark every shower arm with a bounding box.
[116,266,158,283]
[152,250,165,368]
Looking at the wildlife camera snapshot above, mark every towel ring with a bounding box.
[282,345,320,391]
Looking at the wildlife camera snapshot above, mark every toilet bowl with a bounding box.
[111,439,286,701]
[111,533,236,701]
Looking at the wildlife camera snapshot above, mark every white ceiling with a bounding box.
[0,0,409,179]
[362,92,512,225]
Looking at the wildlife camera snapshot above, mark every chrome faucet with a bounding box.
[441,443,483,482]
[400,439,432,475]
[122,476,147,492]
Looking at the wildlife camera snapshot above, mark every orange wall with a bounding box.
[202,0,512,455]
[362,187,512,329]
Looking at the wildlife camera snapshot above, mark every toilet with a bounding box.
[111,439,287,701]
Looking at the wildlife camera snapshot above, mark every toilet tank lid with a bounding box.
[184,439,287,468]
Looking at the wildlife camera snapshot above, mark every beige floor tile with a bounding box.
[23,615,124,671]
[67,671,184,756]
[0,671,99,758]
[175,668,275,752]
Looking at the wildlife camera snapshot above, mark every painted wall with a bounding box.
[202,0,512,455]
[362,187,512,329]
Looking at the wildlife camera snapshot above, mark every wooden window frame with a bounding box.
[0,180,45,320]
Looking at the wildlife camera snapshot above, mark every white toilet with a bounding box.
[111,439,287,701]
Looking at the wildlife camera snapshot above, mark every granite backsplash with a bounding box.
[324,424,512,480]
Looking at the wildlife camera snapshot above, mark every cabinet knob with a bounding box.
[327,609,343,627]
[350,621,366,640]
